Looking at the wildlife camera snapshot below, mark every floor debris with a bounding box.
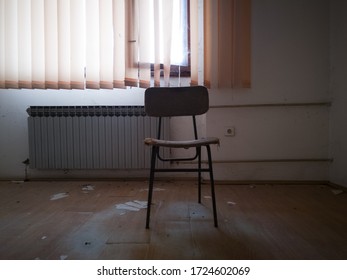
[331,189,344,195]
[115,200,147,213]
[125,201,147,209]
[140,187,166,192]
[50,192,69,201]
[82,184,95,191]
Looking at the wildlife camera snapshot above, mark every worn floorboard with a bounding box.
[0,180,346,260]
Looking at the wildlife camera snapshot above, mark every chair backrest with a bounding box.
[144,86,209,117]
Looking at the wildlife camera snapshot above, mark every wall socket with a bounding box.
[224,126,236,137]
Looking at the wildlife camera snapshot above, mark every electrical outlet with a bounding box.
[224,126,235,137]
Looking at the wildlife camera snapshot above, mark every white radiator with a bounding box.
[27,106,169,169]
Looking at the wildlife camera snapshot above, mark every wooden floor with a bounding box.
[0,179,346,260]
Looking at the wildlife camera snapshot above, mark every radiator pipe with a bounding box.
[174,158,333,164]
[209,102,331,109]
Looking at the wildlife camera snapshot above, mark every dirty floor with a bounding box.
[0,180,346,260]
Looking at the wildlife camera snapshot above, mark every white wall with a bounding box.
[329,0,347,187]
[0,0,336,183]
[205,0,331,181]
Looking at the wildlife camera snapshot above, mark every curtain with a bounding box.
[0,0,87,89]
[0,0,191,89]
[204,0,251,88]
[0,0,250,90]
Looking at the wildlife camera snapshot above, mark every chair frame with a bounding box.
[144,86,219,229]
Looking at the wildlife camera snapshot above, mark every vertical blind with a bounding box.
[0,0,250,90]
[204,0,251,88]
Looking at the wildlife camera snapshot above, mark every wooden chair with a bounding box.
[144,86,220,228]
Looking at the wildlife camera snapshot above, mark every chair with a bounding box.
[144,86,220,228]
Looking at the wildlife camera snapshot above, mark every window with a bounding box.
[131,0,191,87]
[150,0,191,80]
[0,0,250,90]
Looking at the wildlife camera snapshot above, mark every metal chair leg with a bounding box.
[206,145,218,227]
[146,146,158,229]
[197,147,202,203]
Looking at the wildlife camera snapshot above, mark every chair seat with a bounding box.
[144,137,220,148]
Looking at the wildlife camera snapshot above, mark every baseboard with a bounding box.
[212,179,329,185]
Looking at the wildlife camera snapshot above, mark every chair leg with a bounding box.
[206,145,218,227]
[197,147,202,203]
[146,146,157,229]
